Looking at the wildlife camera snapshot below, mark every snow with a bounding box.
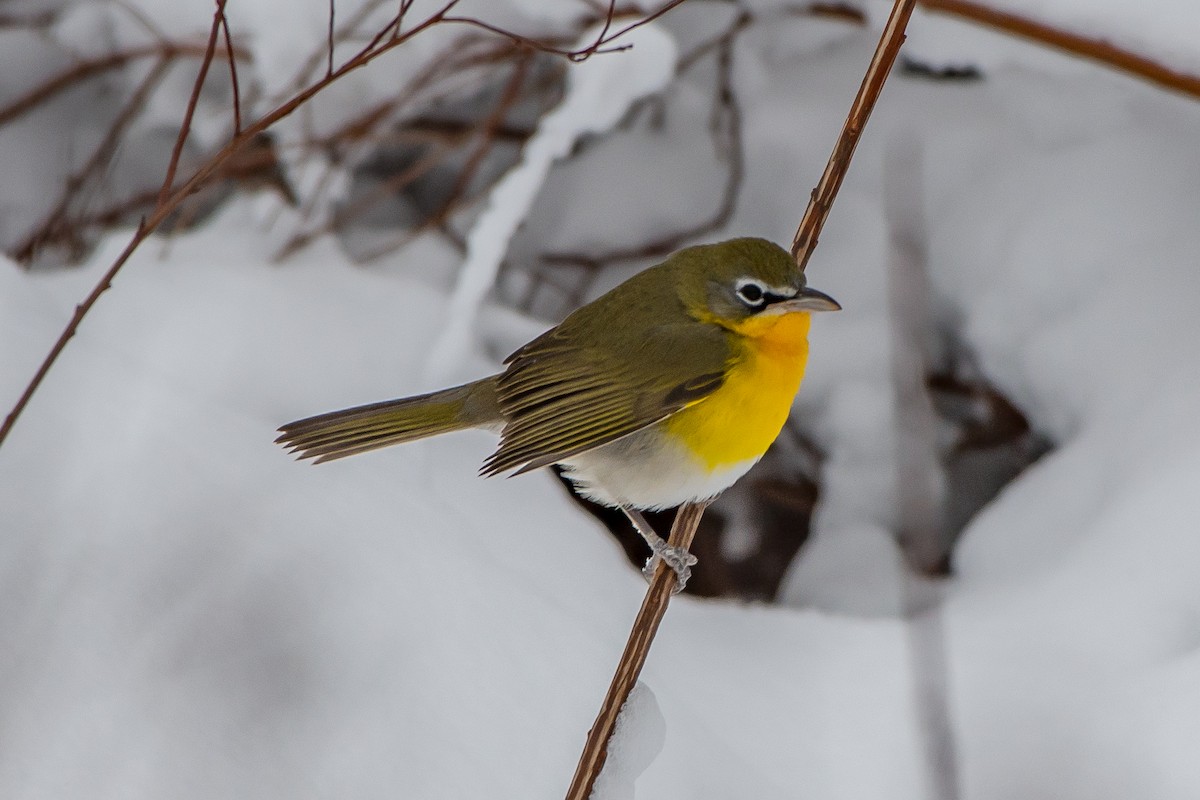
[971,0,1200,76]
[591,682,666,800]
[3,1,1200,799]
[428,21,677,381]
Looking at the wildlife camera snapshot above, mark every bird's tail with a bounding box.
[276,377,501,463]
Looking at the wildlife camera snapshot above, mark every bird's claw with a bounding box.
[643,544,698,594]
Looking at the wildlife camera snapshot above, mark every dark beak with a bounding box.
[774,285,841,313]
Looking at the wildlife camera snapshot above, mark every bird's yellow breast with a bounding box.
[665,311,812,470]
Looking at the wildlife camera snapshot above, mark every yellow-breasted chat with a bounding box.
[277,237,839,587]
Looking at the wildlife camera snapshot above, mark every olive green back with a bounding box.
[280,238,803,473]
[481,259,732,475]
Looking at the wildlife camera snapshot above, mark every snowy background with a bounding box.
[3,1,1200,798]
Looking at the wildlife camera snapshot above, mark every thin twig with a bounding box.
[588,0,689,56]
[920,0,1200,99]
[157,0,228,208]
[274,138,454,261]
[274,0,389,99]
[564,501,710,800]
[11,57,172,263]
[352,4,424,65]
[442,0,689,63]
[541,9,750,271]
[0,41,240,127]
[0,2,700,450]
[276,37,536,262]
[219,9,242,133]
[113,0,172,43]
[565,1,919,796]
[399,50,535,235]
[791,0,918,267]
[327,0,336,77]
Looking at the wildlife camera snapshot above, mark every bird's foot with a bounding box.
[642,543,698,594]
[620,505,697,594]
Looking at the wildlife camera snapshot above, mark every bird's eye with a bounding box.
[735,280,766,307]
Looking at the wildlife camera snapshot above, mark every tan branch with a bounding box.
[563,501,710,800]
[563,3,918,795]
[792,0,918,267]
[920,0,1200,99]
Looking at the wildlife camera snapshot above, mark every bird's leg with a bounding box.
[620,506,697,593]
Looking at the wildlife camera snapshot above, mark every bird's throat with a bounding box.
[666,312,812,470]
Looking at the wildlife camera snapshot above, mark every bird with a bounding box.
[277,237,839,588]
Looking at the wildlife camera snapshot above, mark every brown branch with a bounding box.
[0,41,243,127]
[541,1,872,274]
[542,10,751,271]
[25,132,295,248]
[441,0,689,63]
[219,9,242,133]
[564,3,915,796]
[791,0,917,267]
[589,0,690,57]
[0,2,700,450]
[113,0,172,43]
[273,138,454,261]
[405,50,535,233]
[0,5,449,448]
[326,0,336,77]
[0,11,57,27]
[158,0,227,208]
[295,35,510,156]
[36,188,161,235]
[275,38,537,262]
[350,4,421,65]
[919,0,1200,99]
[564,501,710,800]
[271,0,389,99]
[11,57,172,263]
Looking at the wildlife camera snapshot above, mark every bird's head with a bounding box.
[673,238,840,332]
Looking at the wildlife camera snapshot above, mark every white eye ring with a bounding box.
[735,278,768,307]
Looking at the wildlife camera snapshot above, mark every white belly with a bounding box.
[557,425,759,510]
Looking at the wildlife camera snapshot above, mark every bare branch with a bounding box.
[274,37,532,262]
[564,3,918,796]
[157,0,228,208]
[327,0,336,77]
[274,139,454,261]
[588,0,688,56]
[0,1,702,450]
[11,57,172,263]
[219,8,243,133]
[0,42,243,127]
[413,51,534,229]
[442,0,690,63]
[920,0,1200,99]
[113,0,172,43]
[275,0,390,98]
[791,0,918,266]
[564,501,711,800]
[541,9,751,271]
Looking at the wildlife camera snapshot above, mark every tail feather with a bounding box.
[277,377,500,463]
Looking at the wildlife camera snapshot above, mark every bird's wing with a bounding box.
[480,321,731,476]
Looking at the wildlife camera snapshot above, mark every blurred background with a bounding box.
[2,1,1199,798]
